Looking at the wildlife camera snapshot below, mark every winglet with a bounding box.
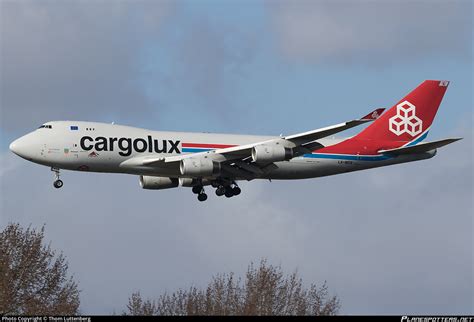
[360,108,385,121]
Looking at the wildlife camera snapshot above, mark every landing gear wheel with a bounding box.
[232,186,241,196]
[224,188,234,198]
[51,167,63,189]
[192,185,202,194]
[197,193,208,202]
[215,186,226,196]
[53,180,63,189]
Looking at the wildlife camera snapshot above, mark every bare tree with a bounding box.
[0,223,80,315]
[125,259,340,316]
[126,291,156,316]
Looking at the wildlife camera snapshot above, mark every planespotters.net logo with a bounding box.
[389,100,423,136]
[401,317,474,322]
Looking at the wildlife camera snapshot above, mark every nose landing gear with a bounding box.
[53,180,63,189]
[51,167,63,189]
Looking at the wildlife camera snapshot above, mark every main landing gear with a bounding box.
[51,167,63,189]
[191,183,208,202]
[191,180,241,201]
[215,182,241,198]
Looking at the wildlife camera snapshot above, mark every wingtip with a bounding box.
[360,108,385,121]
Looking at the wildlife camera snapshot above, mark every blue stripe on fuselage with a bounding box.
[182,148,212,153]
[182,147,391,161]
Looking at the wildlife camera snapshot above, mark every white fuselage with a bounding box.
[10,121,434,181]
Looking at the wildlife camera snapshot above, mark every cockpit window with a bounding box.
[38,125,52,129]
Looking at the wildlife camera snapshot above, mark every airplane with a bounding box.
[9,80,461,201]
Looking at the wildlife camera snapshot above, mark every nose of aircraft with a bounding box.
[9,136,32,159]
[9,139,19,154]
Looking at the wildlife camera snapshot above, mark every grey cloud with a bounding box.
[177,22,246,115]
[0,0,173,134]
[1,1,260,137]
[142,19,259,130]
[267,0,472,64]
[1,129,471,314]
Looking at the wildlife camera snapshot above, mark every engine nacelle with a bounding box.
[180,157,220,177]
[179,177,199,187]
[251,144,293,163]
[139,176,179,190]
[179,178,212,187]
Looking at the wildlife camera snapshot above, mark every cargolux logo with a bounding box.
[389,101,423,136]
[80,136,181,156]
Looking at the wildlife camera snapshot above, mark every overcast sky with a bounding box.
[0,0,472,315]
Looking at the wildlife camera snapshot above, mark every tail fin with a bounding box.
[355,80,449,142]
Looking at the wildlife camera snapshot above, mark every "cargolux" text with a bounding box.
[80,136,180,156]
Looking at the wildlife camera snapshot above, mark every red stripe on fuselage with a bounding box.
[315,139,409,155]
[182,143,237,149]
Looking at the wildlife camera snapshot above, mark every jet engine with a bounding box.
[180,157,220,177]
[179,177,211,187]
[251,144,293,163]
[139,176,179,190]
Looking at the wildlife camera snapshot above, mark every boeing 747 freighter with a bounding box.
[10,80,461,201]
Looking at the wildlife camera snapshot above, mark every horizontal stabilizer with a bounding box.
[378,138,462,155]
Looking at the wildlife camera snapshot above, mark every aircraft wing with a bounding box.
[120,140,272,170]
[124,108,385,177]
[283,108,385,145]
